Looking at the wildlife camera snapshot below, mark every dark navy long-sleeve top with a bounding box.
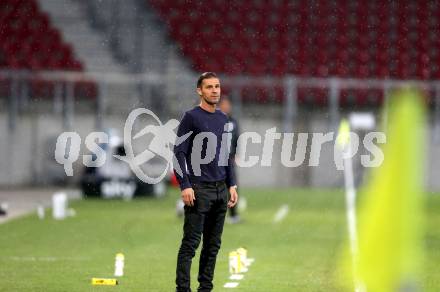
[227,116,239,158]
[173,106,236,190]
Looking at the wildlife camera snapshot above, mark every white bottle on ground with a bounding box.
[114,253,125,277]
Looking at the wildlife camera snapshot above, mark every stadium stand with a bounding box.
[148,0,439,107]
[0,0,82,70]
[0,0,95,99]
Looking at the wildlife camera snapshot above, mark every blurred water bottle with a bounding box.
[52,192,67,220]
[37,204,45,219]
[114,253,125,277]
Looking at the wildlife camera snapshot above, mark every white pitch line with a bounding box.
[8,256,90,262]
[224,282,239,288]
[273,204,289,223]
[224,257,255,288]
[229,274,244,280]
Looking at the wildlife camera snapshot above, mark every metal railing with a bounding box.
[2,69,440,134]
[1,69,440,187]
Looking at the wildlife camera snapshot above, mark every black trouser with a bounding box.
[176,181,228,292]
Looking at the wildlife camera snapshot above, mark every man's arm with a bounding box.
[174,112,192,190]
[229,118,239,157]
[227,118,239,208]
[174,113,195,206]
[225,117,238,189]
[225,157,236,188]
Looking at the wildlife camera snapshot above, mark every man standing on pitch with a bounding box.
[174,72,238,292]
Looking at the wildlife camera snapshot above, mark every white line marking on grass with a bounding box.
[224,257,255,288]
[246,258,255,265]
[273,204,289,223]
[224,282,239,288]
[8,256,90,262]
[229,274,244,280]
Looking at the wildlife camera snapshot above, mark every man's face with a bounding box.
[197,77,221,105]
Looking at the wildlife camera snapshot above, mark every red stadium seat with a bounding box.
[148,0,440,106]
[75,80,97,99]
[0,0,81,71]
[297,87,329,106]
[0,0,95,99]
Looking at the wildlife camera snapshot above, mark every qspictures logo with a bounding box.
[54,108,386,184]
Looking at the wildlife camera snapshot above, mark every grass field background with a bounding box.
[1,188,439,291]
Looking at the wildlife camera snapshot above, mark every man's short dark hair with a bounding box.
[197,72,218,88]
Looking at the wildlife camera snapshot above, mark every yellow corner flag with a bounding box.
[343,89,426,292]
[337,119,351,149]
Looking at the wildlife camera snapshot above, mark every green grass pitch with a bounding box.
[1,188,439,291]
